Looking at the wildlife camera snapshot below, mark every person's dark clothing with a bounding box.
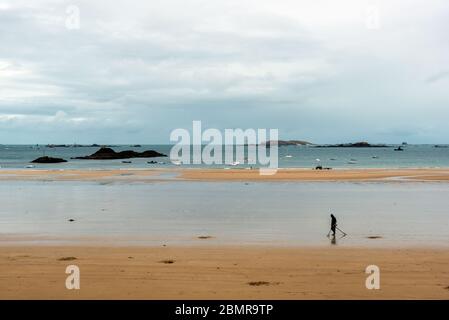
[331,215,337,236]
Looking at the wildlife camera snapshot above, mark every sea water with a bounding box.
[1,144,449,169]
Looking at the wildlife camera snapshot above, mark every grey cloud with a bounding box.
[426,71,449,83]
[0,0,449,144]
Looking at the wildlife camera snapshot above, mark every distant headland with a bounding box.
[264,140,313,147]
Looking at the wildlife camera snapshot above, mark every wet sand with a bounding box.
[1,180,448,247]
[1,168,449,181]
[0,246,448,299]
[0,169,158,181]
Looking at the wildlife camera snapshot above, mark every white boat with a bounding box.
[230,161,240,166]
[171,160,182,166]
[285,155,293,158]
[25,165,35,168]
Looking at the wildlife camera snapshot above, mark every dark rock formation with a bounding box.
[31,156,67,163]
[46,144,70,148]
[73,147,166,160]
[315,142,388,148]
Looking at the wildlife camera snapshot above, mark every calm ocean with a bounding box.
[0,144,448,169]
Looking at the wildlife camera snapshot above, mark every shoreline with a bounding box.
[1,168,448,299]
[1,237,449,249]
[1,167,449,181]
[1,232,449,249]
[1,245,448,299]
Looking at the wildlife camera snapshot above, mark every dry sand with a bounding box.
[1,168,449,182]
[179,168,449,181]
[0,246,448,299]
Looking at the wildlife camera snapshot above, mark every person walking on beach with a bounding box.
[330,214,337,236]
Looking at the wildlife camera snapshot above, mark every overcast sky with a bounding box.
[0,0,448,144]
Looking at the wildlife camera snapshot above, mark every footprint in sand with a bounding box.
[58,257,77,261]
[197,235,213,240]
[248,281,280,286]
[159,259,175,264]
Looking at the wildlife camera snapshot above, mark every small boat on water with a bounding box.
[171,160,182,166]
[348,160,357,164]
[25,165,35,168]
[122,160,132,164]
[230,161,240,166]
[285,155,293,158]
[394,146,404,151]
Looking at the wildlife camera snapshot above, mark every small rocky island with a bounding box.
[314,142,389,148]
[264,140,313,147]
[73,147,167,160]
[31,156,67,163]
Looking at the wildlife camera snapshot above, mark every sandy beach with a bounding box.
[1,168,448,300]
[1,168,449,182]
[0,245,448,299]
[178,168,449,182]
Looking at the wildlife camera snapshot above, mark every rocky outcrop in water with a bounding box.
[314,142,388,148]
[31,156,67,163]
[73,147,166,160]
